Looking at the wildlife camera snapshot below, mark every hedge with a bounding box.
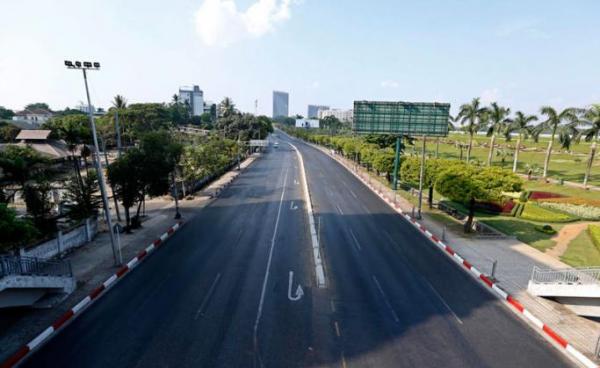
[589,224,600,252]
[534,224,557,235]
[520,203,578,223]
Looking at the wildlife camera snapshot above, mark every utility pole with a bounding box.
[65,60,122,266]
[392,136,402,190]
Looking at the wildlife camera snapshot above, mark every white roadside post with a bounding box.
[65,60,122,266]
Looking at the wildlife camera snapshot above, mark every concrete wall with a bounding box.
[20,218,98,260]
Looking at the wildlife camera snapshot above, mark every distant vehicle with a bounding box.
[274,142,279,148]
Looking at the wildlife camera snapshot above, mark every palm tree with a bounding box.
[218,97,236,118]
[536,106,579,178]
[486,102,511,166]
[456,98,488,163]
[112,95,127,109]
[579,105,600,187]
[507,111,538,173]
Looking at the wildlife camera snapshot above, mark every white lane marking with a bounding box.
[349,229,362,251]
[361,203,370,214]
[290,201,298,210]
[194,273,222,320]
[334,321,341,337]
[288,142,326,288]
[294,179,299,185]
[335,204,344,215]
[372,275,400,323]
[422,279,463,325]
[348,189,358,199]
[287,271,304,302]
[253,167,289,347]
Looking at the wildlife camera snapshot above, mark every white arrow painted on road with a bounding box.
[290,201,298,210]
[288,271,304,302]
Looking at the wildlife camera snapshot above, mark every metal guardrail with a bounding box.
[530,266,600,285]
[0,256,72,278]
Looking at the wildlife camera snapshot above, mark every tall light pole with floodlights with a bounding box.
[64,60,122,265]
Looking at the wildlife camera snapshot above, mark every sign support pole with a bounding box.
[392,136,401,190]
[417,135,426,219]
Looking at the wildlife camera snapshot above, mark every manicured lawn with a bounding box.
[561,230,600,267]
[481,218,560,252]
[418,133,600,186]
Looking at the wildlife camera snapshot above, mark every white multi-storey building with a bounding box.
[318,108,354,122]
[179,85,204,116]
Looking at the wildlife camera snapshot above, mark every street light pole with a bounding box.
[65,60,122,266]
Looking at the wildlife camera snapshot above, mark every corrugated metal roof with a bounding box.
[16,130,51,140]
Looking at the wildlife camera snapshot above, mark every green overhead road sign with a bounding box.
[353,101,450,137]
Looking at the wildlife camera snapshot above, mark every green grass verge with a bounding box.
[520,203,578,223]
[561,229,600,267]
[481,218,559,252]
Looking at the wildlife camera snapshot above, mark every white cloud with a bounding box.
[380,80,399,88]
[195,0,299,47]
[310,81,320,88]
[480,88,501,105]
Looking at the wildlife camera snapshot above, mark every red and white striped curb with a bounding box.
[319,146,597,368]
[1,221,184,368]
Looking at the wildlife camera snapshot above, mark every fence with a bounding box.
[530,266,600,285]
[0,255,72,278]
[20,217,98,260]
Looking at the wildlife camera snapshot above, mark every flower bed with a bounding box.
[528,191,567,200]
[475,199,515,214]
[537,197,600,208]
[537,202,600,220]
[520,203,578,223]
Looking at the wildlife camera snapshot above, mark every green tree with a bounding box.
[25,102,50,111]
[579,104,600,187]
[536,106,579,178]
[0,146,51,202]
[63,171,101,221]
[0,204,39,251]
[218,97,237,118]
[112,95,127,109]
[456,98,488,163]
[0,123,20,142]
[507,111,537,173]
[320,116,342,136]
[486,102,511,166]
[22,180,56,234]
[0,106,15,120]
[436,166,522,232]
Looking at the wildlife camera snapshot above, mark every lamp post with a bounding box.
[65,60,122,266]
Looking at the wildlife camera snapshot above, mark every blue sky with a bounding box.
[1,0,599,117]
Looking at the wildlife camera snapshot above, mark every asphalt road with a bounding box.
[20,132,574,368]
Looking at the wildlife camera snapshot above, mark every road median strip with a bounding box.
[302,138,597,368]
[0,221,184,368]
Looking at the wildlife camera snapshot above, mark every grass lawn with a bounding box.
[561,229,600,267]
[415,133,600,186]
[480,217,561,252]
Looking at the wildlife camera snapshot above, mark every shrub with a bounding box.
[589,225,600,252]
[537,202,600,220]
[519,191,529,202]
[520,203,578,223]
[528,191,566,200]
[534,224,557,235]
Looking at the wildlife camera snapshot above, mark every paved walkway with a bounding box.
[314,144,600,362]
[0,154,260,363]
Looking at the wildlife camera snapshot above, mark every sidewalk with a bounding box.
[0,154,260,363]
[313,143,600,362]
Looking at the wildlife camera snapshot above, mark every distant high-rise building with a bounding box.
[318,108,354,122]
[179,85,204,116]
[307,105,329,119]
[272,91,289,118]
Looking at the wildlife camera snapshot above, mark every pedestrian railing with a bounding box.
[0,256,72,279]
[530,266,600,285]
